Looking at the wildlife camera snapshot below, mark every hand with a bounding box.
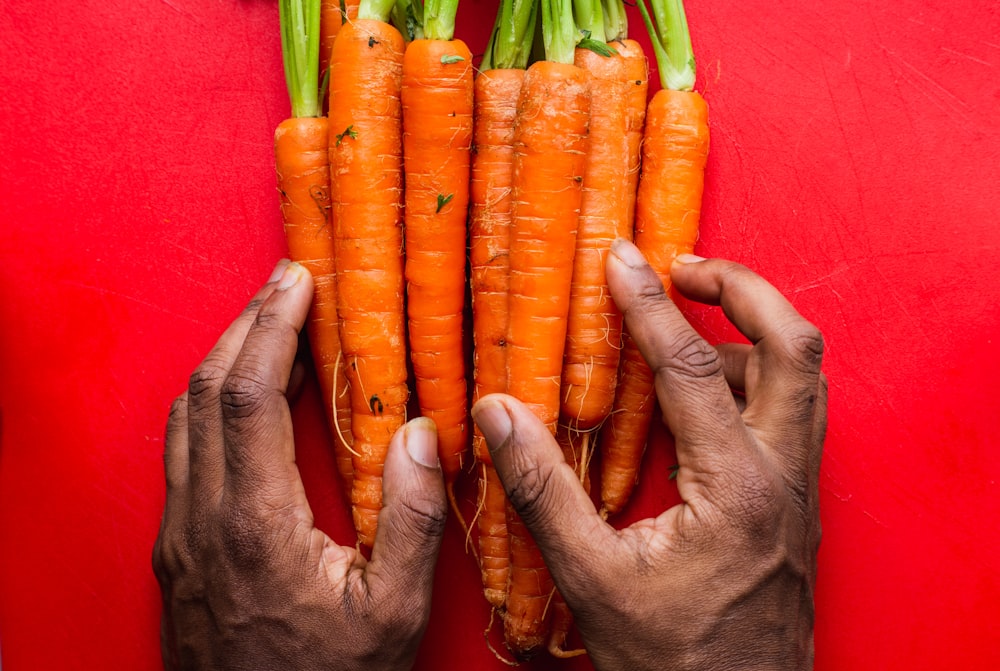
[152,260,447,671]
[472,240,826,671]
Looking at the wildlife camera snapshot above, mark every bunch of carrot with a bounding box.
[272,0,709,659]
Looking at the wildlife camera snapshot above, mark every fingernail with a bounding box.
[471,399,512,449]
[674,253,706,264]
[610,238,647,268]
[268,259,291,283]
[276,262,305,290]
[405,417,440,469]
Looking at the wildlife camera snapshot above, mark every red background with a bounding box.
[2,0,999,668]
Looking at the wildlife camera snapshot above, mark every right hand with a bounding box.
[472,239,826,671]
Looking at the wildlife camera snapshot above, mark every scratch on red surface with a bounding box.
[62,281,215,329]
[879,45,971,120]
[940,46,994,67]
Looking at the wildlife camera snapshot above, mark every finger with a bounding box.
[606,240,748,472]
[163,393,190,500]
[473,394,613,602]
[366,418,447,603]
[670,257,825,469]
[186,259,289,500]
[716,342,751,392]
[220,262,314,501]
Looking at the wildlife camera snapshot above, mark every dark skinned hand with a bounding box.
[472,239,826,671]
[152,260,447,671]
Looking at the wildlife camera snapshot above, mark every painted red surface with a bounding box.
[1,0,998,669]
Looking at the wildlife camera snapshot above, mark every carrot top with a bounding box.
[358,0,396,22]
[481,0,537,70]
[540,0,577,64]
[601,0,628,42]
[391,0,424,42]
[280,0,323,118]
[423,0,461,40]
[572,0,605,44]
[635,0,696,90]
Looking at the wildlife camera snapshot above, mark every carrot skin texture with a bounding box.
[600,88,709,517]
[477,464,510,608]
[328,19,409,547]
[504,60,591,658]
[320,0,360,77]
[402,38,474,482]
[615,38,649,233]
[504,502,555,658]
[560,47,633,431]
[506,61,591,433]
[275,117,354,498]
[470,68,523,608]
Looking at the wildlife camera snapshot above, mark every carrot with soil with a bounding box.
[469,0,536,613]
[399,0,473,534]
[328,0,408,548]
[599,0,709,518]
[503,0,592,656]
[275,0,354,498]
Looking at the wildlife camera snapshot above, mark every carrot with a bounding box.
[275,0,354,498]
[469,0,535,613]
[503,0,591,656]
[599,0,709,518]
[546,426,590,658]
[602,0,649,232]
[559,6,632,433]
[320,0,360,78]
[327,0,408,548]
[399,0,473,533]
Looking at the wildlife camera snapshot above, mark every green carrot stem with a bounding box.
[424,0,460,40]
[279,0,322,118]
[541,0,576,63]
[358,0,396,23]
[573,0,605,43]
[636,0,695,90]
[483,0,538,70]
[390,0,424,42]
[601,0,627,42]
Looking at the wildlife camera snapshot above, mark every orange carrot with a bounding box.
[546,426,590,658]
[320,0,360,78]
[470,0,536,615]
[400,2,473,527]
[503,0,592,654]
[275,119,354,497]
[276,0,354,498]
[327,10,408,548]
[470,67,525,609]
[600,0,709,518]
[506,61,591,435]
[614,38,649,231]
[559,43,632,433]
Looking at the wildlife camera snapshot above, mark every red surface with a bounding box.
[2,0,999,669]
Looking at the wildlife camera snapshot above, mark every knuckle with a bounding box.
[167,394,187,426]
[658,332,724,381]
[188,360,228,403]
[399,496,447,543]
[253,308,297,342]
[778,322,825,373]
[219,371,269,422]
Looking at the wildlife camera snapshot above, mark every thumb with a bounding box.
[472,394,611,598]
[366,417,447,599]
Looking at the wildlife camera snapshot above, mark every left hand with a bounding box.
[152,260,448,671]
